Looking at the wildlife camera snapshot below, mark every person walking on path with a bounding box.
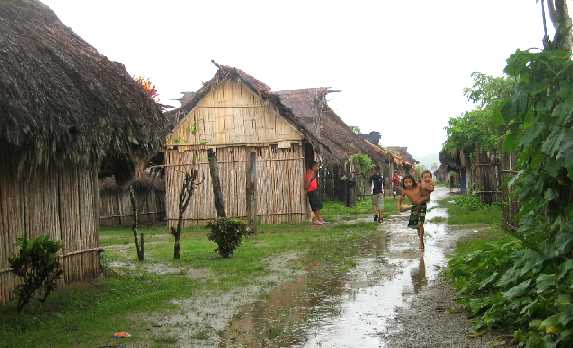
[305,161,325,225]
[370,165,385,223]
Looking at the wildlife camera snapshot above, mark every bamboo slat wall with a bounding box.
[165,79,308,226]
[168,80,302,149]
[99,189,165,227]
[166,145,307,226]
[0,155,101,304]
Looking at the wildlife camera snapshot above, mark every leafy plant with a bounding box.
[207,218,248,258]
[9,235,63,312]
[350,153,374,176]
[447,45,573,348]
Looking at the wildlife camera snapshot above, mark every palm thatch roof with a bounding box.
[386,147,417,166]
[0,0,165,167]
[165,62,326,153]
[275,88,392,165]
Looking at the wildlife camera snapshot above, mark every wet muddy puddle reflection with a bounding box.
[222,189,452,347]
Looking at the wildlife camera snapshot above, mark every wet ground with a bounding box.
[218,187,488,347]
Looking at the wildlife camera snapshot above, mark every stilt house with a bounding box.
[0,0,164,303]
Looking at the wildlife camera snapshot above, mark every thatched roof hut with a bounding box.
[165,63,326,225]
[276,88,398,166]
[275,88,392,165]
[0,0,164,303]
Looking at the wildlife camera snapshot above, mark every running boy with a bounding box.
[397,175,430,251]
[369,166,385,223]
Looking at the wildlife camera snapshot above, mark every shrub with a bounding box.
[207,218,248,258]
[9,235,63,312]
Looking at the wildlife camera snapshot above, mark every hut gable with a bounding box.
[167,79,303,147]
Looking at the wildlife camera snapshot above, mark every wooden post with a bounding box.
[208,149,226,218]
[129,186,144,261]
[245,150,257,233]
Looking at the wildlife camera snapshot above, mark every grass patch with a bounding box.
[0,222,379,347]
[439,195,501,225]
[322,196,398,221]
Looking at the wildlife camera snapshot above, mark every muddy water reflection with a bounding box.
[222,188,451,347]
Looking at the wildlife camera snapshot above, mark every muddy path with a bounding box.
[146,187,487,347]
[217,187,489,347]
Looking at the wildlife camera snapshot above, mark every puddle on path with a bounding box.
[221,187,462,347]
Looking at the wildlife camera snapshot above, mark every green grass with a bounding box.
[0,222,380,347]
[439,195,502,225]
[322,196,398,221]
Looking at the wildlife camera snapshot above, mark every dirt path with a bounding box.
[218,187,505,347]
[143,187,505,347]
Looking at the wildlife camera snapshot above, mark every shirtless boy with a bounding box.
[397,175,431,251]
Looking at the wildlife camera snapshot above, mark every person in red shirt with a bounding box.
[304,161,324,225]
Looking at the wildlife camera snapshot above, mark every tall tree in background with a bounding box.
[542,0,572,50]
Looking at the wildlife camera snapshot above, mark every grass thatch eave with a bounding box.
[276,88,391,166]
[0,0,166,167]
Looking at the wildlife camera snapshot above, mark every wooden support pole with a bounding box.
[208,149,226,218]
[246,150,257,233]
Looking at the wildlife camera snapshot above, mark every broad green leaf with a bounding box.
[558,260,573,280]
[503,279,531,299]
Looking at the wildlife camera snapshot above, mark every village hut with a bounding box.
[165,63,325,226]
[0,0,164,303]
[276,88,394,201]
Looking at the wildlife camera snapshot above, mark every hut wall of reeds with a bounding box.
[0,153,100,303]
[165,66,321,226]
[0,0,164,304]
[99,176,165,226]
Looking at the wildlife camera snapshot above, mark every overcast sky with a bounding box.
[41,0,556,166]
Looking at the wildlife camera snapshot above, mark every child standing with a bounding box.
[369,166,385,223]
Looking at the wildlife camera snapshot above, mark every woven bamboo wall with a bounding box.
[166,144,307,226]
[99,189,164,227]
[167,80,302,149]
[0,155,101,304]
[165,79,309,226]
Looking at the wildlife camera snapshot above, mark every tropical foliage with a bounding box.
[9,235,63,312]
[446,27,573,348]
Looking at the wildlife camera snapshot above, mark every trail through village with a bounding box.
[150,187,499,347]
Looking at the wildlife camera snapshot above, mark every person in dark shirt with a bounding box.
[369,166,385,223]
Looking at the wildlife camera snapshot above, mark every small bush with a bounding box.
[9,235,63,312]
[207,218,248,258]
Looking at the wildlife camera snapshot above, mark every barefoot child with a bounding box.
[397,175,430,251]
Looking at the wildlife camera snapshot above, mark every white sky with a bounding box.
[40,0,556,166]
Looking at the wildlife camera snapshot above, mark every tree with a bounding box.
[134,76,159,102]
[542,0,573,50]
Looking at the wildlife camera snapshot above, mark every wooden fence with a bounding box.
[99,188,165,227]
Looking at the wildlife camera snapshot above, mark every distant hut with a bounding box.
[276,88,394,201]
[0,0,163,303]
[98,161,166,227]
[165,63,323,226]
